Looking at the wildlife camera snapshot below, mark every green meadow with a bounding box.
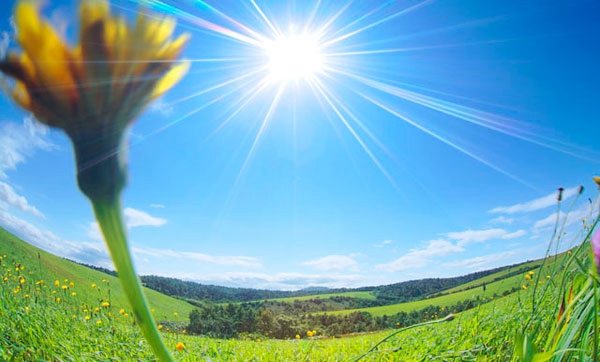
[1,225,598,361]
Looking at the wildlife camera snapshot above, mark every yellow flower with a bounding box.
[19,278,25,284]
[256,338,261,342]
[69,282,75,288]
[522,285,527,290]
[96,320,102,326]
[0,0,189,202]
[62,285,68,290]
[175,342,185,351]
[173,312,178,317]
[182,330,186,334]
[295,334,300,339]
[119,308,125,315]
[594,176,600,187]
[525,274,531,280]
[546,275,551,279]
[54,280,60,287]
[85,315,90,321]
[101,301,110,307]
[71,292,77,297]
[91,283,97,288]
[56,297,61,302]
[157,324,163,330]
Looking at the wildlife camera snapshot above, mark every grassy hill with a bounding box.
[0,227,194,322]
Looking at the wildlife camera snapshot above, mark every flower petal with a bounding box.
[151,61,190,100]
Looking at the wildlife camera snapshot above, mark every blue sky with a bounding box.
[0,0,599,290]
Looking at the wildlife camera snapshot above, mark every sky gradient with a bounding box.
[0,0,599,290]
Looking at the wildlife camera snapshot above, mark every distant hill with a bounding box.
[139,261,531,305]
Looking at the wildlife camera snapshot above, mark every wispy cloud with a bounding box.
[446,228,525,246]
[374,239,393,248]
[443,250,518,269]
[302,254,359,271]
[489,186,581,214]
[0,181,44,218]
[489,216,514,225]
[169,271,370,290]
[150,204,166,209]
[87,207,167,241]
[133,247,262,269]
[0,209,111,267]
[0,118,55,179]
[124,207,167,227]
[532,202,595,233]
[375,239,464,272]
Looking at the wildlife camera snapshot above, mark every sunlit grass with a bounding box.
[1,209,598,361]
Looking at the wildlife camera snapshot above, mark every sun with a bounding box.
[263,32,324,83]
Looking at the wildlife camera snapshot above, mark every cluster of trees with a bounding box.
[185,293,511,339]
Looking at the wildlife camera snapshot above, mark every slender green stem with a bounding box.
[93,197,174,362]
[351,314,455,362]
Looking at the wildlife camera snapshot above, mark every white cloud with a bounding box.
[532,203,595,233]
[446,228,521,246]
[87,207,167,241]
[0,118,55,179]
[503,229,527,239]
[149,98,174,116]
[0,181,44,218]
[374,239,393,248]
[169,271,370,290]
[489,186,581,214]
[150,204,165,209]
[0,209,111,267]
[375,239,464,272]
[133,247,262,269]
[302,255,359,271]
[489,216,514,225]
[123,207,167,227]
[0,209,59,250]
[443,251,518,269]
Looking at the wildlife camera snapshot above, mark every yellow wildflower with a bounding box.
[119,308,125,315]
[69,282,75,288]
[96,320,102,326]
[71,292,77,297]
[54,280,60,287]
[175,342,185,351]
[158,325,163,330]
[24,294,29,298]
[91,283,97,288]
[295,334,300,339]
[256,338,261,342]
[62,285,68,290]
[173,312,178,317]
[182,330,186,334]
[56,297,61,302]
[525,274,531,280]
[546,275,551,279]
[101,301,110,307]
[85,315,92,320]
[24,306,29,312]
[19,278,25,284]
[522,285,527,290]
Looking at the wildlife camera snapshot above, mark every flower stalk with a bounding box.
[93,195,173,362]
[0,1,189,361]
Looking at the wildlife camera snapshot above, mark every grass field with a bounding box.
[0,227,195,322]
[1,225,597,361]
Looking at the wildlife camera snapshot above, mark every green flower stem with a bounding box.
[93,197,174,362]
[351,314,455,362]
